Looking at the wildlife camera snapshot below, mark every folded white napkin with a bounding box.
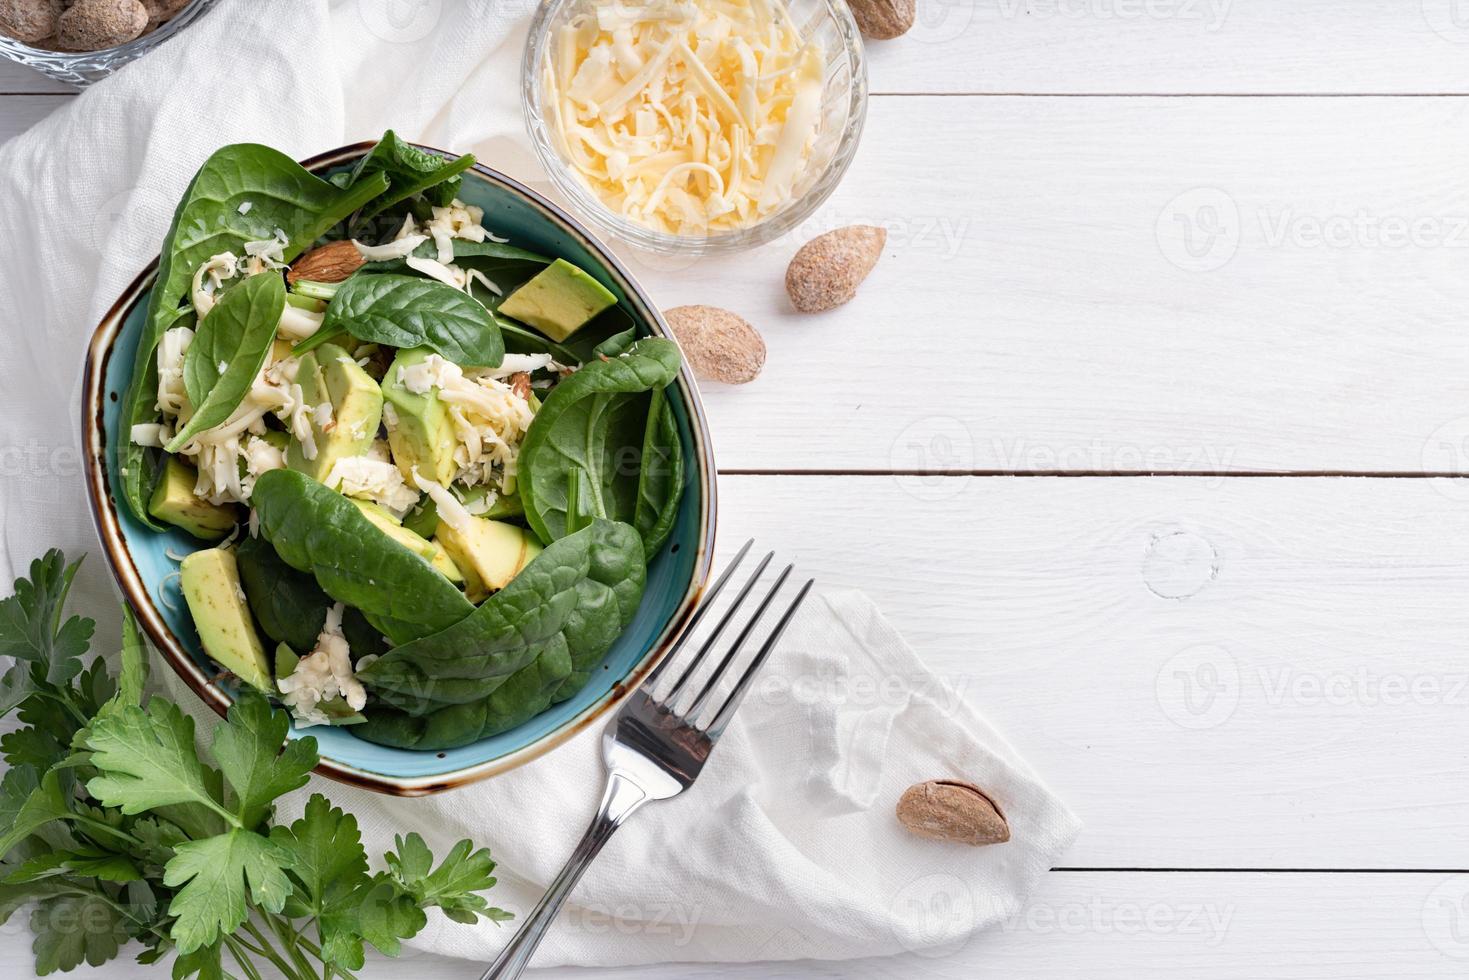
[0,0,1080,968]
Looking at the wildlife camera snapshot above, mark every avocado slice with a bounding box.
[179,548,273,693]
[402,484,525,540]
[273,643,367,726]
[434,517,543,602]
[382,347,459,486]
[349,499,465,584]
[148,456,239,541]
[499,258,617,342]
[286,343,383,483]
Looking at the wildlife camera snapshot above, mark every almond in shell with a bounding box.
[896,780,1011,847]
[785,225,886,313]
[848,0,915,40]
[663,305,765,385]
[288,240,366,285]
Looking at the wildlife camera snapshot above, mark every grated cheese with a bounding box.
[412,469,474,533]
[325,448,420,517]
[277,603,368,728]
[544,0,827,236]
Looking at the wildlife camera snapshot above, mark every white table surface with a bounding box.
[7,3,1469,977]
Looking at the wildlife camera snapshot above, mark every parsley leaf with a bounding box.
[31,889,128,974]
[84,701,225,820]
[271,793,374,968]
[212,693,317,829]
[386,833,510,925]
[0,550,94,688]
[163,830,293,954]
[0,769,77,858]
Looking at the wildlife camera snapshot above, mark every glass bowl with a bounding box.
[0,0,219,87]
[521,0,869,255]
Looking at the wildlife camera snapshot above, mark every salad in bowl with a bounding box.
[85,132,713,791]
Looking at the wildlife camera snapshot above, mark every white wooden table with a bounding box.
[8,3,1469,976]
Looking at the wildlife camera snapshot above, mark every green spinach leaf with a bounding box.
[517,338,682,544]
[166,274,284,452]
[633,386,685,559]
[235,535,329,653]
[119,143,388,525]
[355,644,573,751]
[357,519,644,732]
[292,274,503,367]
[345,131,474,224]
[236,535,388,658]
[251,469,474,645]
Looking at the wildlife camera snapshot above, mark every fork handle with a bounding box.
[479,770,651,980]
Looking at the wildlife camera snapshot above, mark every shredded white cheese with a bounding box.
[544,0,827,236]
[353,235,428,261]
[277,603,368,728]
[412,469,474,533]
[325,449,420,517]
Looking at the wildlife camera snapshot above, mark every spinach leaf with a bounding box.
[236,536,389,660]
[499,321,577,364]
[345,131,475,224]
[235,536,328,653]
[251,470,473,646]
[517,338,682,544]
[292,275,503,367]
[362,241,550,301]
[633,386,685,559]
[357,519,644,719]
[354,645,573,751]
[166,274,285,452]
[119,143,390,526]
[592,327,636,359]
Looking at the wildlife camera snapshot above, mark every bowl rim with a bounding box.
[80,140,719,797]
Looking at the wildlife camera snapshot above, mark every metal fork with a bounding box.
[480,541,813,979]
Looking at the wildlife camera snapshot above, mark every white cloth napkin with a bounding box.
[0,0,1080,968]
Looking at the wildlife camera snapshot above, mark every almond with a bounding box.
[288,241,365,285]
[663,305,765,385]
[785,225,886,313]
[848,0,915,40]
[55,0,146,51]
[0,0,64,44]
[896,780,1011,847]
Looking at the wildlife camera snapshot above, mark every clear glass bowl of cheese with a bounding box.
[522,0,868,255]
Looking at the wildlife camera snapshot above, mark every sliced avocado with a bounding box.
[350,499,465,584]
[434,517,542,602]
[499,258,617,342]
[286,343,383,483]
[273,643,366,727]
[382,347,458,486]
[149,456,239,541]
[180,548,273,693]
[402,497,439,539]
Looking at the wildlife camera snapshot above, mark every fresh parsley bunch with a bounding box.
[0,550,511,978]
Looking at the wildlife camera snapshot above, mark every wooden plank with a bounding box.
[711,474,1469,868]
[867,0,1469,94]
[6,872,1462,978]
[0,94,68,144]
[0,60,72,94]
[626,95,1469,475]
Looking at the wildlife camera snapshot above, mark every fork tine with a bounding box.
[705,577,815,739]
[682,563,795,722]
[657,550,774,705]
[642,539,754,690]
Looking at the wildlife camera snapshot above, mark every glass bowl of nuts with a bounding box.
[522,0,869,255]
[0,0,219,87]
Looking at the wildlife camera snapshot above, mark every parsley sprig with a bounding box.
[0,551,511,977]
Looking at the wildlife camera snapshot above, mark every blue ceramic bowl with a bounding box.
[81,143,717,795]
